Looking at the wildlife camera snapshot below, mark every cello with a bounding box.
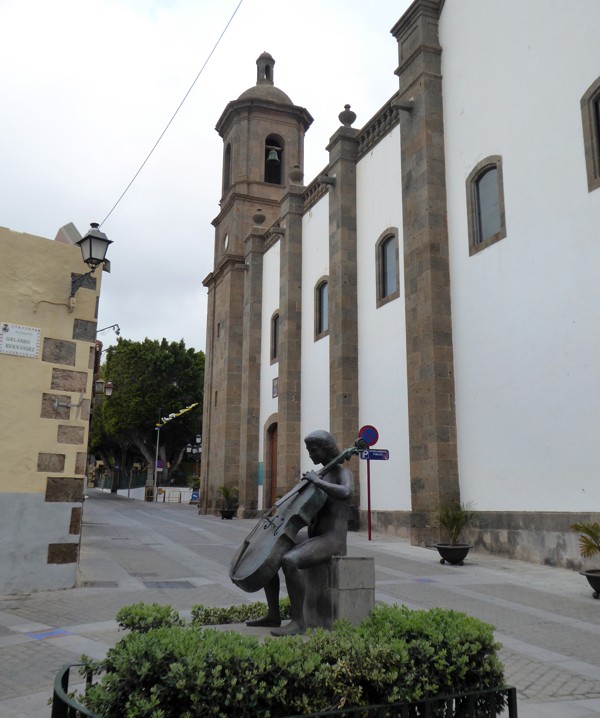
[229,437,367,593]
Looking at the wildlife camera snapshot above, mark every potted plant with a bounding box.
[218,485,238,519]
[571,522,600,599]
[435,501,477,565]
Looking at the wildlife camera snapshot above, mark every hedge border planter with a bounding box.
[52,662,518,718]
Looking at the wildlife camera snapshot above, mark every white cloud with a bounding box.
[0,0,409,352]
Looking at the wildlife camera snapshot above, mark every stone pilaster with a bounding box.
[199,275,215,513]
[238,229,266,515]
[277,185,305,493]
[200,259,245,512]
[327,127,360,451]
[391,0,460,545]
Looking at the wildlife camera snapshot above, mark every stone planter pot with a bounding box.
[435,543,472,565]
[220,508,236,520]
[580,569,600,599]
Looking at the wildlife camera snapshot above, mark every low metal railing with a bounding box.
[284,686,518,716]
[52,663,517,718]
[51,664,101,718]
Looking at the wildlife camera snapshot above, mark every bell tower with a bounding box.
[201,53,313,515]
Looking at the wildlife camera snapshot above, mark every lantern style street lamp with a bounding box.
[70,223,113,299]
[186,434,202,477]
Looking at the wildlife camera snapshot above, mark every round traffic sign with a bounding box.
[358,424,379,447]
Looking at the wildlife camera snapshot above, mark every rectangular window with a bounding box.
[475,168,501,243]
[271,313,279,363]
[315,280,329,340]
[382,237,397,297]
[376,231,400,308]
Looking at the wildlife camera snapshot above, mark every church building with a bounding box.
[200,0,600,568]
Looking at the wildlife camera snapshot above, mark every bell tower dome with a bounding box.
[213,52,313,259]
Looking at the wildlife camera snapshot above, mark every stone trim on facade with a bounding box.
[326,126,360,450]
[37,453,66,473]
[356,96,401,161]
[392,0,460,546]
[303,169,329,212]
[72,319,97,342]
[581,75,600,192]
[45,477,85,503]
[47,543,78,564]
[57,425,85,444]
[51,368,88,393]
[276,186,305,495]
[69,507,82,535]
[41,393,70,420]
[42,338,76,366]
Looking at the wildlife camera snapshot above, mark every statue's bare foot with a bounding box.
[270,621,305,636]
[246,614,281,627]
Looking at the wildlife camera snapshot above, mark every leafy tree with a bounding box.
[90,338,204,485]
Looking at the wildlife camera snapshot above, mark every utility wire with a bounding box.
[100,0,244,228]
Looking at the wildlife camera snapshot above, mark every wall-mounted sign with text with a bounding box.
[0,322,41,359]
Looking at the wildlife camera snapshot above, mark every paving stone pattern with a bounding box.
[1,490,600,717]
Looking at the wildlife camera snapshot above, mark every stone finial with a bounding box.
[253,209,266,225]
[256,52,275,85]
[289,165,304,184]
[338,104,356,127]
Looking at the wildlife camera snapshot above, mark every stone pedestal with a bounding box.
[303,556,375,629]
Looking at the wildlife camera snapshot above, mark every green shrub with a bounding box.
[80,604,505,717]
[115,602,182,633]
[190,598,291,626]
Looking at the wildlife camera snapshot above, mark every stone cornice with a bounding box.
[264,222,285,251]
[303,167,330,212]
[212,191,281,227]
[356,95,401,161]
[390,0,442,40]
[216,99,313,138]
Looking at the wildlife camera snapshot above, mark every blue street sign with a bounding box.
[360,449,389,461]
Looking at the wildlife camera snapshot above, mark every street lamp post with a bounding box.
[153,409,163,502]
[186,434,202,480]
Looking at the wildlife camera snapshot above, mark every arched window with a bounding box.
[581,76,600,192]
[375,230,400,307]
[315,279,329,339]
[264,134,283,185]
[222,143,232,194]
[466,156,507,255]
[270,312,279,363]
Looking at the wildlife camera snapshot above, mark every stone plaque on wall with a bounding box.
[0,322,41,359]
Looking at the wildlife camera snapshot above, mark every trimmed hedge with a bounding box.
[80,603,505,717]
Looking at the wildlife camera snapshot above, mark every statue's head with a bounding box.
[304,430,339,460]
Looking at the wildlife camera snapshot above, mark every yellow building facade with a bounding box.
[0,225,103,594]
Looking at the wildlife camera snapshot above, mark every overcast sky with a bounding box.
[1,0,410,353]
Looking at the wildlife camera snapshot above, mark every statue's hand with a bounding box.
[303,470,319,484]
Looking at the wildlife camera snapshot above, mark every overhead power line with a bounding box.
[100,0,244,227]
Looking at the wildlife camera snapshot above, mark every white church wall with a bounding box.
[441,0,600,511]
[356,126,412,511]
[258,240,281,473]
[300,196,330,452]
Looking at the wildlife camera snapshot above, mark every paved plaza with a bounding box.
[1,490,599,717]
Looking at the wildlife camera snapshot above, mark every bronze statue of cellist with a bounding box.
[245,430,354,636]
